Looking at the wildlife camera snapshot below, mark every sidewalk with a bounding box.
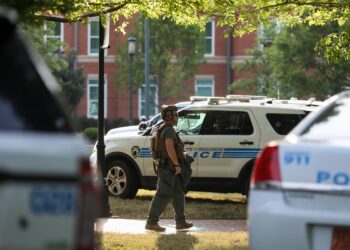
[95,217,247,234]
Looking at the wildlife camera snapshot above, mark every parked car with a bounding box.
[249,90,350,250]
[90,95,322,199]
[106,97,208,136]
[0,7,99,250]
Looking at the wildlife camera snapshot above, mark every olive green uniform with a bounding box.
[146,126,186,225]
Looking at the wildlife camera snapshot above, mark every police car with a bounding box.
[0,8,99,250]
[249,90,350,250]
[90,95,322,199]
[106,97,207,136]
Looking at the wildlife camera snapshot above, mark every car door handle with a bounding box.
[183,141,194,145]
[239,140,254,145]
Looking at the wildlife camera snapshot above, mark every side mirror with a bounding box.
[139,116,147,122]
[138,121,147,131]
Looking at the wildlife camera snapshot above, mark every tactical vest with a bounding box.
[150,124,169,164]
[150,124,185,165]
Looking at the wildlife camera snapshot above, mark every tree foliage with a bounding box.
[233,23,350,99]
[20,23,85,113]
[53,51,85,112]
[115,16,205,104]
[4,0,349,63]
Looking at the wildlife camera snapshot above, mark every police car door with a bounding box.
[197,109,260,178]
[176,110,207,177]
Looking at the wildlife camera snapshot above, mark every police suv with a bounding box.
[249,90,350,250]
[0,7,99,250]
[90,95,322,199]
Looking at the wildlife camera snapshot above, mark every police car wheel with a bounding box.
[106,160,139,199]
[244,177,250,198]
[242,169,252,198]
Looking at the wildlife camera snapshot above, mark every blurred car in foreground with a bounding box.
[0,7,99,250]
[249,90,350,250]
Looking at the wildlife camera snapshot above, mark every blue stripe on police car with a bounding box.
[139,148,259,159]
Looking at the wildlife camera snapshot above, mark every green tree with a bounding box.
[233,23,350,99]
[5,0,350,62]
[21,23,85,113]
[53,51,85,114]
[115,16,205,105]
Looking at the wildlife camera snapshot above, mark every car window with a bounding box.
[0,28,72,132]
[266,113,307,135]
[300,93,350,140]
[176,111,206,135]
[200,111,253,135]
[148,114,161,128]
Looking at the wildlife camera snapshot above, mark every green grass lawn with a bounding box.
[99,190,248,249]
[109,189,247,219]
[97,231,248,250]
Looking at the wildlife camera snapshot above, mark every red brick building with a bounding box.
[50,18,256,121]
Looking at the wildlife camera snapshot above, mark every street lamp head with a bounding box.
[128,36,136,56]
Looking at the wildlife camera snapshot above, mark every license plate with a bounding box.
[332,227,350,250]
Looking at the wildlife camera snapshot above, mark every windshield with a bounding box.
[300,92,350,140]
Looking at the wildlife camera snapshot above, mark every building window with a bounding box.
[195,79,214,96]
[258,21,282,51]
[88,20,100,55]
[88,19,109,55]
[44,22,63,48]
[87,78,107,118]
[139,80,158,117]
[204,21,215,56]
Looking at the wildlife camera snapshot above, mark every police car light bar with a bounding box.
[226,95,267,102]
[190,96,209,103]
[207,97,228,105]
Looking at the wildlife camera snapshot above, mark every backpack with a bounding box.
[150,123,170,164]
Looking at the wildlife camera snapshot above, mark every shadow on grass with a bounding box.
[135,194,247,205]
[156,233,198,250]
[185,196,247,205]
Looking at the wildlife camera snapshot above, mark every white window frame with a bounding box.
[138,83,159,117]
[204,20,215,57]
[258,21,282,51]
[44,22,64,43]
[195,77,215,96]
[87,76,107,119]
[88,17,109,56]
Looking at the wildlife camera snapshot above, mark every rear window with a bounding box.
[300,93,350,140]
[266,113,307,135]
[0,26,72,132]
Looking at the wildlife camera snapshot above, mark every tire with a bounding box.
[243,174,251,199]
[105,160,139,199]
[242,166,253,198]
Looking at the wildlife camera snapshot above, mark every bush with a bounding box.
[73,116,141,132]
[74,117,97,131]
[83,127,98,143]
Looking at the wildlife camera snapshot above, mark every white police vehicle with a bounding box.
[90,95,322,199]
[0,8,99,250]
[249,90,350,250]
[106,97,208,136]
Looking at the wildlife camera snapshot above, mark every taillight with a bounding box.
[251,143,281,189]
[76,159,101,250]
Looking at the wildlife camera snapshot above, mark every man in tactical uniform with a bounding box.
[145,105,193,232]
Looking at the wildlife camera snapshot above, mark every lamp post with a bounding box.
[128,36,136,125]
[97,16,111,217]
